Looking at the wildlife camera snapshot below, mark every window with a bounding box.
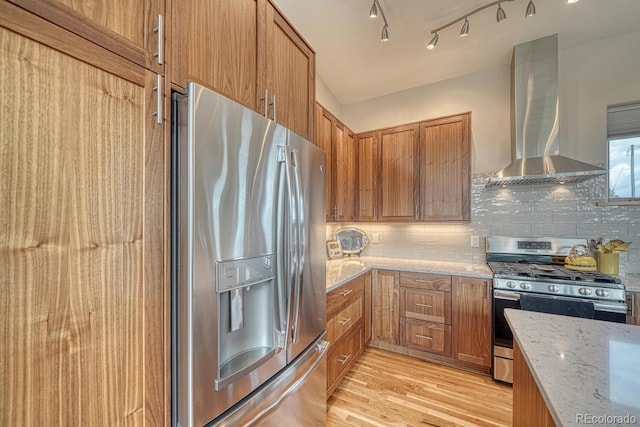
[607,102,640,200]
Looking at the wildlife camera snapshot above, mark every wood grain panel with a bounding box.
[513,341,556,427]
[172,0,260,109]
[400,288,451,324]
[265,1,315,140]
[333,122,356,221]
[327,347,513,427]
[327,275,364,316]
[372,270,399,345]
[452,277,492,368]
[626,291,640,325]
[400,318,451,355]
[327,298,363,344]
[379,124,418,221]
[0,23,166,426]
[315,103,334,220]
[327,326,364,398]
[419,113,470,221]
[356,132,378,221]
[363,271,372,344]
[9,0,162,72]
[399,271,451,291]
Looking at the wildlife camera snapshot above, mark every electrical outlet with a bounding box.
[372,232,380,244]
[471,235,480,248]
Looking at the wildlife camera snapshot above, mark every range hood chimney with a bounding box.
[486,34,606,187]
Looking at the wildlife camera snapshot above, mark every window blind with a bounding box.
[608,102,640,138]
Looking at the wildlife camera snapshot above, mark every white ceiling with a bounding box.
[271,0,640,106]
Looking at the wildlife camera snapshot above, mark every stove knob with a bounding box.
[547,285,560,293]
[506,281,517,289]
[595,289,609,297]
[519,282,531,290]
[578,287,592,296]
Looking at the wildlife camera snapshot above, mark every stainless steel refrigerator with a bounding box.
[173,83,328,427]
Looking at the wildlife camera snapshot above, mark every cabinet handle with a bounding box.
[152,74,162,125]
[339,317,352,326]
[627,294,635,317]
[415,334,432,341]
[340,289,353,297]
[270,95,277,122]
[338,354,351,364]
[260,89,268,117]
[153,15,163,65]
[487,281,492,300]
[415,303,432,308]
[332,204,338,221]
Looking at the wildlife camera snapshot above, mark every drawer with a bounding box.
[327,275,364,316]
[327,327,363,392]
[400,318,451,355]
[399,272,451,292]
[400,287,451,324]
[327,297,362,344]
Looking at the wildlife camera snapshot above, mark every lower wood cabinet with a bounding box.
[452,276,492,368]
[627,291,640,325]
[513,341,556,427]
[372,269,399,345]
[327,326,364,397]
[400,318,451,354]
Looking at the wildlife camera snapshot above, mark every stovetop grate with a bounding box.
[488,262,623,287]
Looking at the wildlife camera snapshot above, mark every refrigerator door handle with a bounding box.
[290,149,305,344]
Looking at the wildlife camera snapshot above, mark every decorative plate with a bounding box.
[332,227,369,256]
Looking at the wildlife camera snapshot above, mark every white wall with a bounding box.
[316,77,342,117]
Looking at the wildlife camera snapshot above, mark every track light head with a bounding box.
[525,0,536,17]
[381,25,389,42]
[369,1,378,18]
[427,33,439,50]
[459,18,470,37]
[567,0,579,3]
[496,2,507,22]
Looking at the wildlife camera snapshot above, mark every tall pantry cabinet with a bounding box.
[0,3,168,426]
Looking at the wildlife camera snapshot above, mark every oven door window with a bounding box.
[493,294,519,349]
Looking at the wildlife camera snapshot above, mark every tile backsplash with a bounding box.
[327,174,640,274]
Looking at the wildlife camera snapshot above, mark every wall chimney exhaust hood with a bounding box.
[486,34,606,187]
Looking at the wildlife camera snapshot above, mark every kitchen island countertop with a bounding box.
[505,309,640,427]
[326,256,492,292]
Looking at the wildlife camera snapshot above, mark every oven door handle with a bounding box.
[494,290,521,301]
[593,302,628,314]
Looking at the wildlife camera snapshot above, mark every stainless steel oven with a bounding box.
[487,236,627,384]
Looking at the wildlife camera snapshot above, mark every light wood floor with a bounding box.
[327,348,513,427]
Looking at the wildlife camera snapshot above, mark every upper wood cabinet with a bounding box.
[452,276,492,368]
[1,4,168,424]
[171,0,261,109]
[334,122,357,222]
[379,124,419,221]
[315,104,334,221]
[8,0,164,73]
[419,114,471,221]
[172,0,315,140]
[356,132,378,221]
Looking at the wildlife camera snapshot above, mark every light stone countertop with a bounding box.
[326,256,493,292]
[505,309,640,427]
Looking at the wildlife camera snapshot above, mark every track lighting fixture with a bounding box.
[496,2,507,22]
[525,0,536,17]
[367,0,389,42]
[459,18,469,37]
[427,33,439,50]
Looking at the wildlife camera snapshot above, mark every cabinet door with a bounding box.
[315,103,334,221]
[334,122,356,222]
[379,124,419,221]
[0,7,167,425]
[172,0,261,110]
[264,1,315,140]
[356,132,378,221]
[419,114,470,221]
[363,271,373,344]
[627,292,640,325]
[372,270,399,345]
[452,277,492,368]
[9,0,163,73]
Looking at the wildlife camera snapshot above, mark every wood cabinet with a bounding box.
[326,275,365,397]
[513,341,557,427]
[452,276,492,368]
[0,4,168,425]
[419,113,471,221]
[356,132,378,221]
[363,271,373,344]
[8,0,164,73]
[172,0,315,140]
[379,124,419,221]
[334,122,357,221]
[627,291,640,325]
[372,270,399,345]
[399,273,452,356]
[315,104,334,220]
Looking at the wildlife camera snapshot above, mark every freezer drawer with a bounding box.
[212,336,329,427]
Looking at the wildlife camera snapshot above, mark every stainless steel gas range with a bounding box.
[486,236,627,384]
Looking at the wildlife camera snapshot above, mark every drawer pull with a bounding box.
[415,334,432,341]
[339,317,352,326]
[415,303,433,308]
[338,354,351,364]
[340,289,353,297]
